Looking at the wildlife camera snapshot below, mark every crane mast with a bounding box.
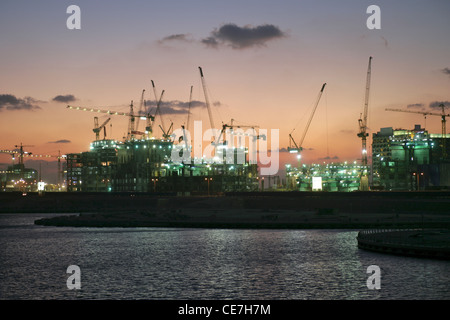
[93,117,111,140]
[151,80,168,139]
[127,101,135,140]
[357,56,372,168]
[357,57,372,191]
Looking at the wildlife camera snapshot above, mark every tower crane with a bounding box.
[1,145,66,187]
[1,144,32,189]
[215,118,262,147]
[93,117,111,140]
[150,81,172,139]
[21,151,67,187]
[66,102,154,140]
[357,56,372,191]
[14,143,35,167]
[357,57,372,167]
[385,103,449,159]
[288,83,327,165]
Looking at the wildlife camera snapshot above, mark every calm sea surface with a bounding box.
[0,213,449,300]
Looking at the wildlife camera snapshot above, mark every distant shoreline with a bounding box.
[33,210,450,230]
[1,191,449,230]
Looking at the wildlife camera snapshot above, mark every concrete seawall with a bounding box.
[357,229,450,260]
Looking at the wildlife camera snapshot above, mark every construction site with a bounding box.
[1,61,450,193]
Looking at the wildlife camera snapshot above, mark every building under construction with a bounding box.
[65,67,262,194]
[66,137,259,194]
[372,124,450,190]
[0,164,39,192]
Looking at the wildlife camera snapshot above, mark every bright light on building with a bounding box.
[38,182,46,191]
[312,177,322,191]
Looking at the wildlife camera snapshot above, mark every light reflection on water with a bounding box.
[0,213,449,300]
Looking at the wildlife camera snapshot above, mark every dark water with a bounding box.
[0,213,449,300]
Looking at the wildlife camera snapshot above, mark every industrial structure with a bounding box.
[64,67,260,194]
[285,161,363,192]
[0,144,65,192]
[2,63,449,193]
[372,124,450,190]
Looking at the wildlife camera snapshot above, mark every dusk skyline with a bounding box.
[1,0,450,180]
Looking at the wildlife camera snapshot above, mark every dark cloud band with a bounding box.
[0,94,41,111]
[52,94,77,103]
[204,23,286,49]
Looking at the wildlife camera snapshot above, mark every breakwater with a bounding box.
[357,229,450,260]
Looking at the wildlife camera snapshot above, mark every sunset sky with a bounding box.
[1,0,449,181]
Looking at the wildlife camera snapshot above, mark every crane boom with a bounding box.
[199,67,215,131]
[67,105,136,117]
[298,83,327,148]
[385,107,450,118]
[186,85,193,132]
[288,83,327,154]
[386,104,449,159]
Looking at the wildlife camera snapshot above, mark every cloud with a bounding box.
[52,94,77,103]
[202,23,286,49]
[441,68,450,76]
[145,99,222,115]
[0,94,42,111]
[407,103,425,109]
[48,139,71,144]
[158,33,194,45]
[429,101,450,110]
[318,156,339,160]
[201,36,220,48]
